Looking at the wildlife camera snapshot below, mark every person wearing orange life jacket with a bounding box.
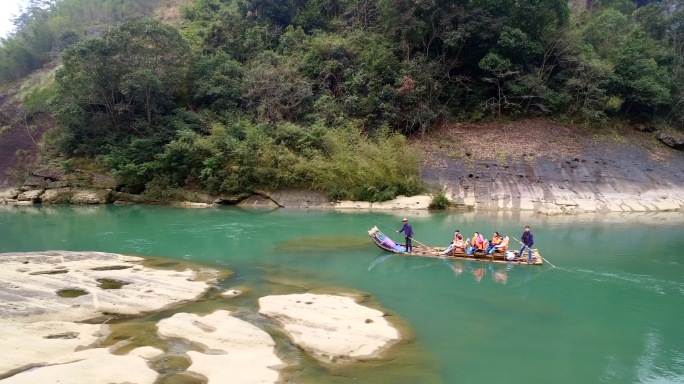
[443,229,466,255]
[486,231,503,254]
[466,232,485,255]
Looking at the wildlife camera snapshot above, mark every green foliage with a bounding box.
[4,0,684,201]
[54,18,189,155]
[429,191,450,210]
[0,0,169,86]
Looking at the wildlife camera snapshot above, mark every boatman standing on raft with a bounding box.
[397,218,413,253]
[518,226,534,262]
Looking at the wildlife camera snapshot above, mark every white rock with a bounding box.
[333,195,433,210]
[221,289,242,298]
[0,251,215,322]
[170,201,216,208]
[70,188,111,204]
[41,187,72,204]
[332,200,372,209]
[16,189,43,201]
[157,310,284,384]
[128,346,165,360]
[0,321,106,377]
[0,188,19,199]
[1,348,158,384]
[371,195,433,210]
[258,293,400,363]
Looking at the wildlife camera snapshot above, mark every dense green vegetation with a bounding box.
[0,0,178,84]
[1,0,683,200]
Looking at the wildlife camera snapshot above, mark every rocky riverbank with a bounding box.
[0,252,403,383]
[418,120,684,215]
[2,118,683,214]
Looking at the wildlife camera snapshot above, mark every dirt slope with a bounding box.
[0,95,46,187]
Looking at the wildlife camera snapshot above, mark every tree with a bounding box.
[55,18,189,154]
[243,52,313,122]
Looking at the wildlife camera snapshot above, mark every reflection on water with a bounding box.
[276,235,370,252]
[1,205,683,384]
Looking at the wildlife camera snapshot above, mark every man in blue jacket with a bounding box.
[519,226,534,262]
[397,218,413,253]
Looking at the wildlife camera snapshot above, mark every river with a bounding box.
[1,205,683,383]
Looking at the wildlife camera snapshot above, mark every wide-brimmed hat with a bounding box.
[402,218,408,221]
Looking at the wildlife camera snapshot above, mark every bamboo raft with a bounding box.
[368,226,543,265]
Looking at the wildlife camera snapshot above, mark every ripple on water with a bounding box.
[574,268,684,297]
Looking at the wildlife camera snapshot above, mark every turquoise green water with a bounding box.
[2,205,684,383]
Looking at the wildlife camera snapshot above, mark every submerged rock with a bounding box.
[220,288,242,298]
[157,310,285,384]
[0,251,216,322]
[258,293,401,363]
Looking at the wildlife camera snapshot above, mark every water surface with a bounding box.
[2,205,683,383]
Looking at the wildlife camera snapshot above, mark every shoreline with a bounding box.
[2,186,683,214]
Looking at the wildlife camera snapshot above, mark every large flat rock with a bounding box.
[157,310,284,384]
[0,321,106,378]
[1,348,158,384]
[0,251,215,322]
[258,293,400,363]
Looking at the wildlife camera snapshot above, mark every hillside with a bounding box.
[1,0,683,206]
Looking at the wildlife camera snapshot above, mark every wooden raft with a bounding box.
[368,226,543,266]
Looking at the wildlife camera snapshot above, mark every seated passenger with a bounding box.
[466,232,485,255]
[443,229,465,255]
[496,236,510,253]
[486,231,503,254]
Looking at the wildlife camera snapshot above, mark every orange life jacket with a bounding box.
[472,235,485,250]
[491,235,503,246]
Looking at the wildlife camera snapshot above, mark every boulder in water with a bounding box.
[16,189,43,202]
[157,310,285,384]
[41,187,72,204]
[258,293,400,362]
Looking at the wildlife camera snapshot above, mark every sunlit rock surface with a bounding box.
[0,251,215,322]
[1,348,159,384]
[157,310,285,383]
[258,293,400,363]
[0,321,106,378]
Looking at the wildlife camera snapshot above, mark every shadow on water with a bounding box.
[274,235,370,252]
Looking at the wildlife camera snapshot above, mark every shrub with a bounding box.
[429,191,450,209]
